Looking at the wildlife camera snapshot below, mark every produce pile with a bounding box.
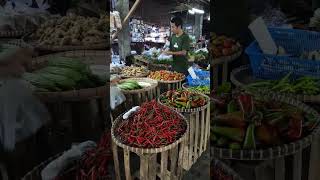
[159,90,207,109]
[117,80,152,91]
[30,14,108,46]
[114,100,187,148]
[189,50,208,62]
[211,93,318,149]
[210,34,241,58]
[246,73,320,95]
[120,66,149,77]
[56,131,112,180]
[23,57,105,92]
[186,85,210,95]
[148,70,185,81]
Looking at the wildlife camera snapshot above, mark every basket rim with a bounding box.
[28,50,108,101]
[111,109,189,154]
[118,77,158,94]
[230,65,320,103]
[0,30,32,38]
[158,90,210,113]
[211,91,320,160]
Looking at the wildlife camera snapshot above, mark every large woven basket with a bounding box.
[27,50,108,102]
[111,110,189,154]
[230,65,320,103]
[211,91,320,160]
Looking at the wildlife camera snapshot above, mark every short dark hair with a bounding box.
[171,17,183,28]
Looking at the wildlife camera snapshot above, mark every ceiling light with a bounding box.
[188,9,195,14]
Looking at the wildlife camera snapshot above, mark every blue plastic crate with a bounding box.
[187,70,210,86]
[246,27,320,80]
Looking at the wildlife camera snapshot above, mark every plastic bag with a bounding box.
[186,69,210,87]
[110,86,126,110]
[0,78,50,151]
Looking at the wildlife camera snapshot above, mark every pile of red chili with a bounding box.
[115,100,187,148]
[56,131,112,180]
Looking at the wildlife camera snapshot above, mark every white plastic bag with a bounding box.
[110,86,126,110]
[0,78,50,151]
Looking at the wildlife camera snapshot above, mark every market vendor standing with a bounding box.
[164,17,191,75]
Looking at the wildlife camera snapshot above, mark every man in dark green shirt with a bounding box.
[164,17,190,75]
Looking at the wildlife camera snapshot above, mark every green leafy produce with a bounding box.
[23,73,60,91]
[48,57,89,74]
[23,57,105,92]
[118,80,143,90]
[216,82,232,96]
[188,85,210,94]
[246,73,320,95]
[37,67,83,82]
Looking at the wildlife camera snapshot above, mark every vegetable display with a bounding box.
[23,57,105,92]
[148,70,185,81]
[56,131,112,180]
[159,90,207,109]
[117,80,152,91]
[117,80,143,90]
[30,14,108,46]
[187,85,210,95]
[246,73,320,95]
[120,66,149,77]
[114,100,187,148]
[210,34,241,58]
[211,93,318,149]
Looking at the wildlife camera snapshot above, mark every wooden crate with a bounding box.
[111,113,189,180]
[158,93,210,170]
[119,78,160,111]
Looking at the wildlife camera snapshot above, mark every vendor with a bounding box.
[164,17,191,75]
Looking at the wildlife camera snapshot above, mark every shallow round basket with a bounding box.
[211,91,320,160]
[230,65,320,103]
[118,78,158,94]
[22,33,108,52]
[211,159,244,180]
[211,48,242,65]
[182,83,210,95]
[158,91,210,113]
[111,111,189,154]
[28,50,108,102]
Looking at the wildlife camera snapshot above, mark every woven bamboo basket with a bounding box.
[182,83,210,95]
[211,91,320,160]
[158,92,210,170]
[27,50,108,102]
[22,33,108,52]
[149,76,185,94]
[111,111,189,180]
[118,78,159,111]
[230,65,320,103]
